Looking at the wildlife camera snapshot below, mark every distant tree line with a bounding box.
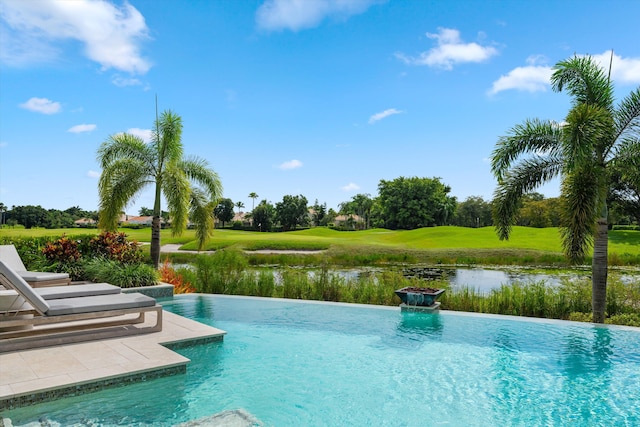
[0,204,97,229]
[3,171,637,231]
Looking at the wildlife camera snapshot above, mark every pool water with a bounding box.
[5,295,640,426]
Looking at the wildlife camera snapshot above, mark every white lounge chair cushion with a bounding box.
[17,271,70,282]
[0,245,70,282]
[0,260,50,314]
[0,245,28,271]
[36,283,121,300]
[45,293,157,316]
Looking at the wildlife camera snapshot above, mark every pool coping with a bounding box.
[0,309,226,410]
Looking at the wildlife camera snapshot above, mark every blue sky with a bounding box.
[1,0,639,215]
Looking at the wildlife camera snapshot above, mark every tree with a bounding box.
[214,198,235,227]
[377,176,456,230]
[311,199,327,226]
[609,154,640,225]
[454,196,493,228]
[275,194,308,231]
[138,207,154,216]
[9,205,49,229]
[252,200,275,232]
[248,192,259,211]
[351,194,374,229]
[98,110,222,266]
[236,201,245,213]
[491,55,640,323]
[0,202,5,225]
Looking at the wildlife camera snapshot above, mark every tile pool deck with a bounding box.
[0,310,226,410]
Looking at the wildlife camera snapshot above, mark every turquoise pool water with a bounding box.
[5,295,640,426]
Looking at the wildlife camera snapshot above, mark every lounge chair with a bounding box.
[0,245,71,287]
[35,282,121,300]
[0,260,162,352]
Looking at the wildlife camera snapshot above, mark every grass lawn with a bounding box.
[3,226,639,266]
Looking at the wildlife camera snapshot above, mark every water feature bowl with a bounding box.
[394,286,445,306]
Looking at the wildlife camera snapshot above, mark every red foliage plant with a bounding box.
[159,259,196,294]
[89,231,142,263]
[42,235,81,263]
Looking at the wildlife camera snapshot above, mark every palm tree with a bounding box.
[98,110,223,267]
[236,201,245,212]
[249,192,259,211]
[491,55,639,323]
[248,192,258,226]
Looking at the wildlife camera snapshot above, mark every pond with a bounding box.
[265,265,639,293]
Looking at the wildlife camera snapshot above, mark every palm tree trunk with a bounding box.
[592,215,608,323]
[150,216,161,268]
[151,181,163,268]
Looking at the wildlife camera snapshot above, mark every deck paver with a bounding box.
[0,310,225,405]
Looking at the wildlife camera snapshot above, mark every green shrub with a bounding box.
[191,249,248,294]
[606,313,640,327]
[82,257,158,288]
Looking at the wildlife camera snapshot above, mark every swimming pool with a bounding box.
[5,294,640,426]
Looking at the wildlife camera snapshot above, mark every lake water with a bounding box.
[268,265,639,292]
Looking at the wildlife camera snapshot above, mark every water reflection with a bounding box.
[561,326,613,378]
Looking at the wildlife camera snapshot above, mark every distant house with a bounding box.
[334,214,362,225]
[125,215,154,226]
[120,215,166,228]
[74,218,97,227]
[333,214,363,229]
[215,212,250,228]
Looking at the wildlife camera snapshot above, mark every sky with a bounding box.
[1,0,639,215]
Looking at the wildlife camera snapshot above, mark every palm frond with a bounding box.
[492,155,563,240]
[551,55,614,111]
[614,86,640,141]
[179,156,224,202]
[162,164,191,236]
[98,159,149,230]
[155,110,184,165]
[563,103,614,168]
[559,168,600,263]
[97,133,154,171]
[189,188,216,251]
[491,119,562,181]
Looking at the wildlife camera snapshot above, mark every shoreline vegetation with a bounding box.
[3,226,639,326]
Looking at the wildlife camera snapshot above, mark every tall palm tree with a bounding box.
[98,110,223,267]
[491,55,639,323]
[248,192,258,226]
[236,201,245,212]
[249,192,259,211]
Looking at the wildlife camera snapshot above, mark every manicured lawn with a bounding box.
[3,226,639,261]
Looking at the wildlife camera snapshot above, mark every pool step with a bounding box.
[174,409,263,427]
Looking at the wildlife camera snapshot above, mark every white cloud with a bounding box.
[278,159,303,170]
[396,27,498,70]
[256,0,378,32]
[341,182,360,192]
[127,128,153,143]
[111,75,143,87]
[590,51,640,84]
[19,97,61,114]
[369,108,403,124]
[87,170,100,178]
[488,55,553,95]
[488,51,640,96]
[1,0,151,74]
[68,123,96,133]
